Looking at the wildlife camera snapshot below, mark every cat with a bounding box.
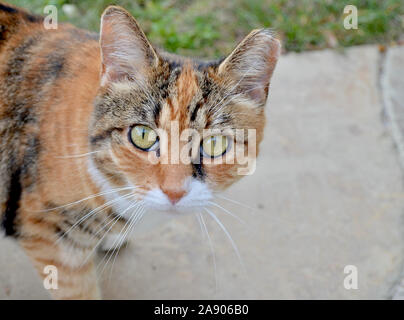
[0,2,280,299]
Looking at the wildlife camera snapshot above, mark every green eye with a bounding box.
[129,125,158,151]
[202,135,229,158]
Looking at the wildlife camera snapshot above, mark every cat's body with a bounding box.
[0,3,279,299]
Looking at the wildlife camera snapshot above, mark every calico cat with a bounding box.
[0,2,280,299]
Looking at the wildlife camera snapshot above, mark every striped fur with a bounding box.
[0,3,280,299]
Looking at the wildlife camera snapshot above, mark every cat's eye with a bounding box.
[201,135,229,158]
[129,125,158,151]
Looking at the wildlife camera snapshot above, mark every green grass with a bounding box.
[7,0,404,58]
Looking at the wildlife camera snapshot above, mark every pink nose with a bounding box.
[162,189,185,205]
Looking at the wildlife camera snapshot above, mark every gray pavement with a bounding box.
[1,45,404,299]
[382,46,404,299]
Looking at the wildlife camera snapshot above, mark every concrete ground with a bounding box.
[1,45,404,300]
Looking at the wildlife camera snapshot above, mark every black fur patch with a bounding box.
[196,58,224,71]
[192,163,205,181]
[90,128,121,146]
[2,167,22,236]
[0,4,42,23]
[21,137,40,190]
[0,3,18,14]
[4,37,37,90]
[23,13,42,23]
[168,60,182,70]
[47,53,65,75]
[0,34,44,238]
[38,52,66,85]
[153,102,162,121]
[190,101,202,122]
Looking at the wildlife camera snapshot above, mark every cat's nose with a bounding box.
[162,188,186,205]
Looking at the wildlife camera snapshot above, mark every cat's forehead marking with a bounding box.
[176,63,198,111]
[157,63,199,130]
[175,63,198,121]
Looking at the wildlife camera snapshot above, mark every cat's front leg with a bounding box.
[19,237,101,300]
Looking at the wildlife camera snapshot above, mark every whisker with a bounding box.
[214,195,296,227]
[78,192,135,232]
[108,208,145,280]
[196,212,206,239]
[207,62,264,115]
[56,193,135,244]
[204,208,245,272]
[92,213,122,239]
[97,203,144,276]
[197,212,218,293]
[208,65,255,113]
[40,186,136,212]
[81,201,143,267]
[214,194,257,214]
[82,217,125,265]
[208,201,246,225]
[55,151,101,159]
[97,219,132,277]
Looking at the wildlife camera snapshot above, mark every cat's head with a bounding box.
[89,6,280,217]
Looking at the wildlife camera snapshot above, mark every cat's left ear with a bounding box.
[217,29,281,106]
[99,6,159,86]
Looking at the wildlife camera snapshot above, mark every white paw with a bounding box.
[100,233,129,252]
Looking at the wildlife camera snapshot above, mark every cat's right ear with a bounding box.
[217,29,280,107]
[99,6,159,87]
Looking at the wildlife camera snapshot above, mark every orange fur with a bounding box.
[0,2,279,299]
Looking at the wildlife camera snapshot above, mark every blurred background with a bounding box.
[2,0,404,299]
[8,0,404,57]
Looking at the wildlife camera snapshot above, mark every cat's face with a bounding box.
[88,6,279,217]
